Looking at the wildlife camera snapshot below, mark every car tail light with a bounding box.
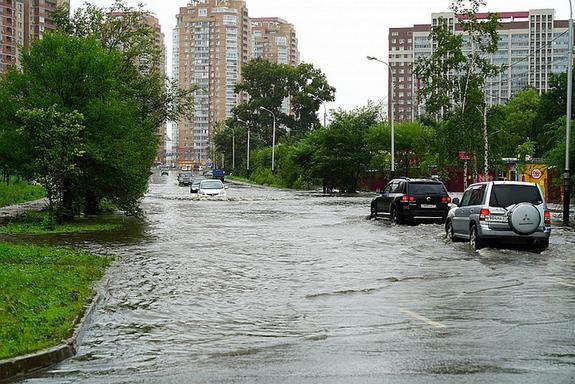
[401,195,415,202]
[544,210,551,225]
[479,208,490,221]
[441,196,451,203]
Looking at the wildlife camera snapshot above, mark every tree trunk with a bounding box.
[84,190,99,215]
[61,180,76,221]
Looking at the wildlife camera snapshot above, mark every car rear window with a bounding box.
[490,184,543,207]
[408,182,445,195]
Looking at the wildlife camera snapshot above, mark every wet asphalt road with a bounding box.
[20,172,575,384]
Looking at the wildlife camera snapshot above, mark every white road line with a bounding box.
[400,308,447,329]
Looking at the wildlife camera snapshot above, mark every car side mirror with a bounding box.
[452,197,460,206]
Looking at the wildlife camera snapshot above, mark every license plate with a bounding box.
[488,215,507,222]
[421,204,436,208]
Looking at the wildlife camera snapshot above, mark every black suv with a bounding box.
[370,178,451,224]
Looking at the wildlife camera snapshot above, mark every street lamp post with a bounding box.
[259,106,277,173]
[367,55,395,178]
[565,0,573,226]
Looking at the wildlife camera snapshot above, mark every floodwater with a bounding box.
[19,172,575,384]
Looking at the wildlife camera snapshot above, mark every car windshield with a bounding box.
[408,182,445,195]
[181,172,192,177]
[490,184,543,207]
[200,180,224,189]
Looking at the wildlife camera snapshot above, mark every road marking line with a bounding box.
[400,308,447,329]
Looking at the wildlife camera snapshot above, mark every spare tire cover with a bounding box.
[508,203,541,235]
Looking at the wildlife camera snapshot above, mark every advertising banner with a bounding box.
[521,164,548,198]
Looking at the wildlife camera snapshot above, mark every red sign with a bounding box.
[458,151,470,160]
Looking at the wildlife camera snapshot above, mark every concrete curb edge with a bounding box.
[0,277,110,383]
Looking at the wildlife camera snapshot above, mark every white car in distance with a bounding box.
[197,179,227,199]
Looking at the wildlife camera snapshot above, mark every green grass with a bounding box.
[0,212,122,234]
[0,242,112,359]
[0,178,46,208]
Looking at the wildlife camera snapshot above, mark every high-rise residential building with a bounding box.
[389,9,573,122]
[251,17,299,66]
[110,11,167,164]
[143,14,168,164]
[174,0,251,165]
[1,0,68,74]
[251,17,299,116]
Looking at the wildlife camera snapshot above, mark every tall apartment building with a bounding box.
[251,17,299,116]
[173,0,251,165]
[389,9,572,122]
[1,0,68,74]
[251,17,299,65]
[143,14,168,164]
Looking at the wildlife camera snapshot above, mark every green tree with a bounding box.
[413,0,501,174]
[365,121,435,177]
[488,88,542,158]
[231,58,335,147]
[16,106,85,226]
[0,32,157,216]
[291,106,378,193]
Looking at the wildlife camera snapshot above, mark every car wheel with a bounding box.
[534,238,549,253]
[445,221,461,242]
[390,208,402,225]
[370,204,378,219]
[469,224,485,250]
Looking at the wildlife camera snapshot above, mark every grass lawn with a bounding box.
[0,178,45,208]
[0,212,122,235]
[0,242,112,359]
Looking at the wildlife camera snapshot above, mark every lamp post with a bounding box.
[565,0,573,226]
[238,119,250,172]
[259,106,277,173]
[367,55,395,178]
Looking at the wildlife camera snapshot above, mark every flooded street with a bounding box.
[23,173,575,384]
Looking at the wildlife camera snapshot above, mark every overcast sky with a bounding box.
[70,0,573,112]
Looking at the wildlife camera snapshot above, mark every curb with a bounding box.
[0,277,109,383]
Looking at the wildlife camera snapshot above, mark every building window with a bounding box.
[198,8,207,17]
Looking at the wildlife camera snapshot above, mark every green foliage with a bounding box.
[0,242,111,359]
[413,1,501,116]
[0,178,45,208]
[16,106,85,225]
[215,59,335,175]
[0,211,121,234]
[290,106,379,192]
[516,139,537,162]
[0,32,157,217]
[0,1,195,219]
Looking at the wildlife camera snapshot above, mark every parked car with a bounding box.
[190,177,206,193]
[197,179,227,199]
[160,169,169,176]
[177,171,193,186]
[212,169,225,181]
[203,170,213,177]
[445,181,551,252]
[370,178,451,224]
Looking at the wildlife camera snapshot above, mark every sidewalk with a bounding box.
[0,198,47,223]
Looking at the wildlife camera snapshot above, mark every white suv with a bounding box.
[446,181,551,252]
